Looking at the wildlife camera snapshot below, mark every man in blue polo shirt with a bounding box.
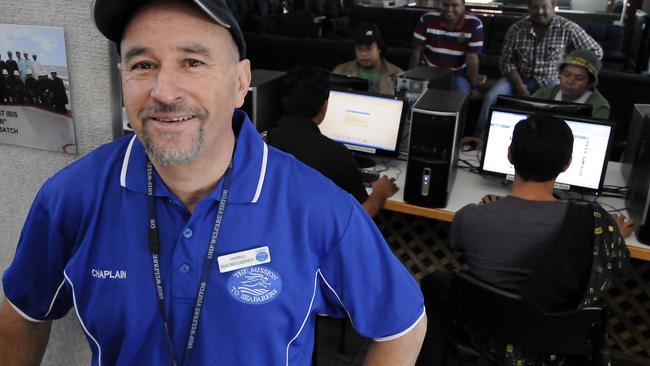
[0,0,426,365]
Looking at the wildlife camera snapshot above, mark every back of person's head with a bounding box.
[509,113,573,182]
[281,65,330,119]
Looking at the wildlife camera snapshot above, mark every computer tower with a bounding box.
[395,66,454,158]
[395,66,454,97]
[242,69,286,133]
[404,89,468,208]
[626,111,650,244]
[621,104,650,184]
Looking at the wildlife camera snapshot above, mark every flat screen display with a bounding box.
[480,108,614,194]
[496,95,593,117]
[319,89,405,156]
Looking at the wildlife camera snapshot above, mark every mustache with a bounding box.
[138,101,208,121]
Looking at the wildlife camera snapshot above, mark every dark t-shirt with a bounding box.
[451,195,569,292]
[267,115,369,204]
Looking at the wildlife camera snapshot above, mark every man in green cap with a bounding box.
[532,49,610,119]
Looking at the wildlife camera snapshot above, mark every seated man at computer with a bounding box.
[417,113,632,365]
[332,22,402,96]
[267,66,398,217]
[532,50,610,119]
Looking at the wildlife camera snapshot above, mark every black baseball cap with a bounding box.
[92,0,246,59]
[353,22,382,46]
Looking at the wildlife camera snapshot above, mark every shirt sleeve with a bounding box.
[450,205,470,251]
[568,22,603,59]
[499,25,519,76]
[2,179,75,321]
[467,18,484,54]
[591,93,611,119]
[332,62,345,75]
[318,199,424,341]
[531,86,555,100]
[332,145,368,204]
[412,15,428,45]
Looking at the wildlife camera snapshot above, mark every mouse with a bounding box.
[461,137,483,151]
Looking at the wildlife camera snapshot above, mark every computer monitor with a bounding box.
[319,89,406,156]
[328,74,369,92]
[480,107,615,194]
[496,95,593,118]
[242,69,286,132]
[621,104,650,184]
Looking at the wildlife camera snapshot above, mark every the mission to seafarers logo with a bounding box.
[228,266,282,305]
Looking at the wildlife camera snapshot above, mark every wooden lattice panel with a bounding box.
[375,211,650,361]
[605,260,650,360]
[376,211,463,280]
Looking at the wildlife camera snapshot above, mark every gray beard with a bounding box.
[142,127,205,166]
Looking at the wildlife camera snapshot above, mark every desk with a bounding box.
[371,154,650,260]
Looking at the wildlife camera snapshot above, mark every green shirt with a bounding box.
[531,84,611,120]
[357,68,383,94]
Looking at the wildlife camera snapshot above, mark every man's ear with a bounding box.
[233,59,252,108]
[314,99,329,125]
[320,99,328,116]
[507,146,513,164]
[562,156,572,172]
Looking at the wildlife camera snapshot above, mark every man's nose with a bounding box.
[150,65,184,105]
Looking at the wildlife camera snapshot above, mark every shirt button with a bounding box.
[180,264,190,273]
[183,228,193,238]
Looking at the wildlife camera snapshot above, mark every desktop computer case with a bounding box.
[622,104,650,184]
[395,66,454,158]
[404,89,467,208]
[625,108,650,244]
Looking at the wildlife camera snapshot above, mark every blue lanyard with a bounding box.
[146,157,232,366]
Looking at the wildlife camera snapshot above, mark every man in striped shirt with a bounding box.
[475,0,602,137]
[409,0,484,96]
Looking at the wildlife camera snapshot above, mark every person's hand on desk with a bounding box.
[372,176,398,199]
[363,176,398,217]
[479,194,502,205]
[612,213,635,238]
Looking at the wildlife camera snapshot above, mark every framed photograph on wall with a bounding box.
[0,23,77,154]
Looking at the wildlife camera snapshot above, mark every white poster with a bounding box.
[0,23,76,154]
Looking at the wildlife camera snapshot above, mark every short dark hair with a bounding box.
[509,113,573,182]
[281,66,330,119]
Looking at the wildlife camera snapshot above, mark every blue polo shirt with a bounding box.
[3,110,424,365]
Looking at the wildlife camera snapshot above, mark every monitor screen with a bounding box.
[328,73,369,92]
[496,95,593,117]
[319,89,406,156]
[480,108,614,194]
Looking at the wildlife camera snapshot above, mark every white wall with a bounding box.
[1,1,115,364]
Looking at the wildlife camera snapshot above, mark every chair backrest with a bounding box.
[450,272,604,357]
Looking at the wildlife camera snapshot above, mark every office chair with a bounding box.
[448,271,605,365]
